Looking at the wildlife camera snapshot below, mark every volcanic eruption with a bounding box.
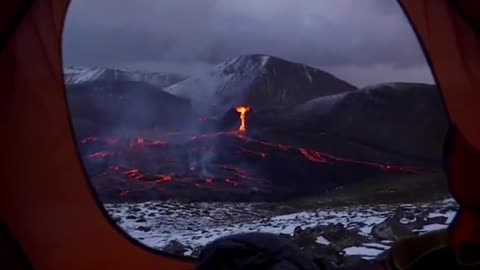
[235,106,251,133]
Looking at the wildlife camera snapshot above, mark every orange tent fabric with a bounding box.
[401,0,480,248]
[0,1,193,269]
[0,0,479,269]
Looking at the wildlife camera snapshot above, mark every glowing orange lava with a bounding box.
[235,106,251,133]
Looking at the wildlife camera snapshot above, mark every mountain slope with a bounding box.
[165,55,356,113]
[67,80,195,138]
[64,66,186,88]
[255,83,449,166]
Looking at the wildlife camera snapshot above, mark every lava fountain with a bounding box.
[235,106,251,133]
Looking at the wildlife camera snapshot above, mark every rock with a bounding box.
[163,240,187,256]
[112,216,122,223]
[293,226,304,237]
[319,223,369,250]
[191,246,203,258]
[427,216,448,224]
[278,233,293,240]
[393,207,415,221]
[310,244,345,269]
[372,218,415,241]
[125,215,137,220]
[293,226,321,249]
[348,221,367,228]
[137,226,151,232]
[136,217,147,223]
[343,256,372,269]
[408,217,429,230]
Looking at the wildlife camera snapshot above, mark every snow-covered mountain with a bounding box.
[164,54,356,114]
[64,66,186,89]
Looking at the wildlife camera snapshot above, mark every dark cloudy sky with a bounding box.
[63,0,435,87]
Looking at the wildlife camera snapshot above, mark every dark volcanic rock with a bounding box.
[372,218,415,241]
[393,207,416,221]
[311,245,345,269]
[191,247,203,258]
[136,217,147,223]
[163,240,187,256]
[293,224,369,254]
[137,226,151,232]
[317,224,369,250]
[84,131,419,203]
[407,217,429,230]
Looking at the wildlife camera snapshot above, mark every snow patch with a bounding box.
[261,56,270,67]
[304,66,312,83]
[363,242,390,250]
[316,236,331,245]
[344,246,383,257]
[421,224,449,232]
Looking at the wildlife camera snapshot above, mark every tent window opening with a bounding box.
[62,0,454,262]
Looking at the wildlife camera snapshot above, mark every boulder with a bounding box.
[393,207,415,221]
[407,217,429,230]
[372,218,415,241]
[318,223,369,250]
[136,226,151,232]
[310,244,345,270]
[163,240,187,256]
[136,217,147,223]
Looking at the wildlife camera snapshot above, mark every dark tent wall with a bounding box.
[0,0,479,269]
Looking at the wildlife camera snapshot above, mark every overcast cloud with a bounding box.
[63,0,435,87]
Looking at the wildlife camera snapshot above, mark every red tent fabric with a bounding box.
[401,0,480,249]
[0,0,479,269]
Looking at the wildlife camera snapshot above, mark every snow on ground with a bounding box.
[105,198,457,257]
[316,236,331,245]
[344,246,384,258]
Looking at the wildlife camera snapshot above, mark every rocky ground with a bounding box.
[106,197,457,267]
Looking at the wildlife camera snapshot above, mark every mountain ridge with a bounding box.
[165,54,357,114]
[64,66,186,89]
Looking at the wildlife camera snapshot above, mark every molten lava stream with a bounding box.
[235,106,251,134]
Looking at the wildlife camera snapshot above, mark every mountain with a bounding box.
[64,66,186,88]
[253,83,450,167]
[66,80,195,138]
[164,55,356,114]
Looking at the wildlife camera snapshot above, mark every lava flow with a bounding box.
[235,106,251,133]
[82,127,430,202]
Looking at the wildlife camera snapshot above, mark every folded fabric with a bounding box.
[196,232,322,270]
